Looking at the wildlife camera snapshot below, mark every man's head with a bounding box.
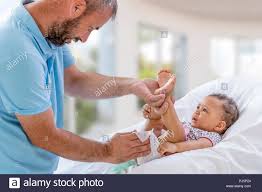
[45,0,118,46]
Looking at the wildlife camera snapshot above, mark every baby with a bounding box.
[143,69,239,156]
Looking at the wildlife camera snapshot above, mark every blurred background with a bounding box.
[1,0,262,139]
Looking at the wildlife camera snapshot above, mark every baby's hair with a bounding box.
[208,93,239,129]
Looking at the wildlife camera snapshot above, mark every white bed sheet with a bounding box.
[57,77,262,174]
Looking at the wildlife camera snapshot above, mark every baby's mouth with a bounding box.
[192,117,198,122]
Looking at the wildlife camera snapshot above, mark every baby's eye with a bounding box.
[197,105,200,109]
[203,108,208,113]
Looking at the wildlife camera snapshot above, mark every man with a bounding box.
[0,0,171,173]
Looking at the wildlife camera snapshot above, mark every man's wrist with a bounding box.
[129,78,140,95]
[102,142,113,163]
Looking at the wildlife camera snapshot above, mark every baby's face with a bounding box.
[191,96,225,132]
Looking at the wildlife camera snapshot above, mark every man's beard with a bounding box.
[46,17,81,46]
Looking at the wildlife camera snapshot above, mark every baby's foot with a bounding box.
[155,69,176,96]
[143,102,169,120]
[143,104,161,120]
[158,69,173,87]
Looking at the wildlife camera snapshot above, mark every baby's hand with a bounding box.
[157,142,177,156]
[142,102,169,120]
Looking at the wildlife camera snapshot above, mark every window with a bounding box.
[238,39,262,78]
[65,31,100,134]
[211,38,262,79]
[65,22,116,136]
[138,25,174,81]
[138,24,187,108]
[0,0,18,23]
[211,38,235,77]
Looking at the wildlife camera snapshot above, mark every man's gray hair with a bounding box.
[84,0,118,19]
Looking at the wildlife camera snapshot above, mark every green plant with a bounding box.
[75,100,97,134]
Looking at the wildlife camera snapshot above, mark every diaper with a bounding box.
[105,129,163,174]
[135,129,163,165]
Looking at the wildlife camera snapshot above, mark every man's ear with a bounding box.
[214,121,227,133]
[69,0,87,19]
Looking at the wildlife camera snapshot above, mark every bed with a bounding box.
[56,76,262,174]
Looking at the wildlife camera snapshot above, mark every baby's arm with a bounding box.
[158,138,213,156]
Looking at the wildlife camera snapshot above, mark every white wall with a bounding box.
[104,0,262,132]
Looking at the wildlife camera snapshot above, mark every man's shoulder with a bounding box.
[0,18,35,53]
[0,20,44,75]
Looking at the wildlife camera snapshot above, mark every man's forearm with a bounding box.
[38,128,111,163]
[68,71,137,99]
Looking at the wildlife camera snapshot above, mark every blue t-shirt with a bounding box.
[0,2,75,173]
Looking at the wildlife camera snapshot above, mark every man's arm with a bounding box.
[158,138,213,155]
[64,65,165,107]
[16,108,151,164]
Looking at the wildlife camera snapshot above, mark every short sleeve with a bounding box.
[199,131,222,146]
[0,50,51,115]
[62,45,75,68]
[182,122,191,140]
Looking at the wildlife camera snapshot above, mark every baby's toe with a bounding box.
[158,69,171,75]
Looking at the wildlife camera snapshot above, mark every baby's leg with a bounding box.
[157,70,185,143]
[143,118,163,131]
[144,119,164,137]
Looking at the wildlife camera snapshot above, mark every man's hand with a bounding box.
[130,79,165,107]
[106,132,151,164]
